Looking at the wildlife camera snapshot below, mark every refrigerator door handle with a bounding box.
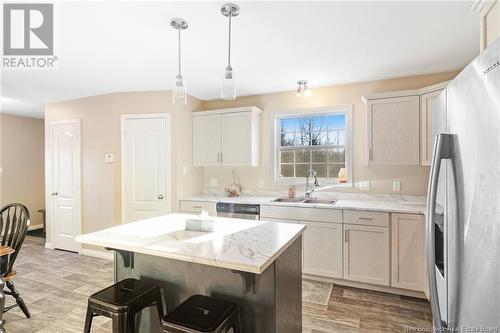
[426,133,451,330]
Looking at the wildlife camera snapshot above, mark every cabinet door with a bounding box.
[391,214,426,291]
[193,115,221,166]
[421,89,446,165]
[480,0,500,51]
[367,95,420,165]
[220,112,253,166]
[343,224,390,286]
[302,221,343,279]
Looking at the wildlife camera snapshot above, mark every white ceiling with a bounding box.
[1,1,479,118]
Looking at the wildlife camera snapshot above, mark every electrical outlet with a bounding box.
[209,178,218,188]
[258,179,264,188]
[182,165,187,176]
[393,180,401,192]
[359,181,370,191]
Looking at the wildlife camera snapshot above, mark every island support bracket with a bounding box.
[231,270,260,294]
[106,248,134,269]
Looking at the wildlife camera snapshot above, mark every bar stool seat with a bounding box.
[84,278,164,333]
[162,295,241,333]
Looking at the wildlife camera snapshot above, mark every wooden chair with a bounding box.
[0,203,31,318]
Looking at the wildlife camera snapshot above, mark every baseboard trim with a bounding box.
[28,224,43,231]
[44,242,54,249]
[303,273,427,299]
[80,248,114,261]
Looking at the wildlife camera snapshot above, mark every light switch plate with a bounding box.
[359,181,370,191]
[209,178,218,187]
[258,179,264,188]
[393,180,401,192]
[104,153,114,163]
[182,165,187,175]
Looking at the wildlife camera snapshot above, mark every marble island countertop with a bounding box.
[183,191,428,215]
[76,213,306,274]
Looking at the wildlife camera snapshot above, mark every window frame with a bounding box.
[271,106,353,187]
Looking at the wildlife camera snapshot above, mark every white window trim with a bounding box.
[270,105,354,187]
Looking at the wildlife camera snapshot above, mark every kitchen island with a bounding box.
[76,213,305,333]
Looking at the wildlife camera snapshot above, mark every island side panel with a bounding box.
[115,252,278,332]
[274,236,303,333]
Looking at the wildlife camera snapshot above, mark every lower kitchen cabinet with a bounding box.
[343,224,390,286]
[391,214,426,291]
[302,221,343,279]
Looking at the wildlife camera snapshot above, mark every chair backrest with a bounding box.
[0,203,30,273]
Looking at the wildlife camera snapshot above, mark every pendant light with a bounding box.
[296,80,312,98]
[221,3,239,100]
[171,18,188,104]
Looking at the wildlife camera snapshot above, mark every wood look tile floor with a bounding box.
[4,236,432,332]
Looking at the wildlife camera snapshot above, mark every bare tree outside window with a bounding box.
[278,114,346,179]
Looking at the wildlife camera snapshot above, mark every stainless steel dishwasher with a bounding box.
[216,202,260,220]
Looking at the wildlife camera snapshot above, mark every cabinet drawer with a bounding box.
[180,200,216,215]
[261,217,298,224]
[260,205,342,223]
[343,210,389,227]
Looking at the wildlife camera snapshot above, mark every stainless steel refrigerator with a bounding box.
[427,38,500,331]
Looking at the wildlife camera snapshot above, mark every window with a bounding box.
[273,107,352,184]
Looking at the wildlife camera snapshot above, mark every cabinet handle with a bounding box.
[221,153,223,163]
[51,192,58,196]
[217,153,220,163]
[157,194,164,200]
[358,217,374,220]
[369,148,373,161]
[192,206,202,209]
[345,230,348,242]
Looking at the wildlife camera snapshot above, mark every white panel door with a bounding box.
[220,113,251,166]
[122,115,170,223]
[51,120,81,252]
[193,115,221,166]
[302,221,343,278]
[343,224,390,286]
[367,95,420,165]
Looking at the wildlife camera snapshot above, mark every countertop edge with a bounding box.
[180,196,427,215]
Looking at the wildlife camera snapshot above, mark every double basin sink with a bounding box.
[272,197,337,205]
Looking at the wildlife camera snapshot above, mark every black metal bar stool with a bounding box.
[162,295,241,333]
[84,278,164,333]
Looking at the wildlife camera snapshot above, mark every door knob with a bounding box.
[51,192,58,196]
[158,194,164,200]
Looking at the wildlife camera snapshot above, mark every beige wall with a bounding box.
[199,71,459,195]
[0,114,45,226]
[44,91,204,246]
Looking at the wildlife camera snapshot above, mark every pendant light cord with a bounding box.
[227,13,232,67]
[178,28,181,76]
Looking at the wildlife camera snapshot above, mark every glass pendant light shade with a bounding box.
[221,65,236,100]
[173,74,187,104]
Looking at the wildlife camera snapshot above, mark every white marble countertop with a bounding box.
[182,191,427,215]
[76,213,306,274]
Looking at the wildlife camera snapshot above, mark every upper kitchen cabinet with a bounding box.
[364,93,420,166]
[420,82,448,165]
[193,107,262,167]
[363,81,449,166]
[480,0,500,51]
